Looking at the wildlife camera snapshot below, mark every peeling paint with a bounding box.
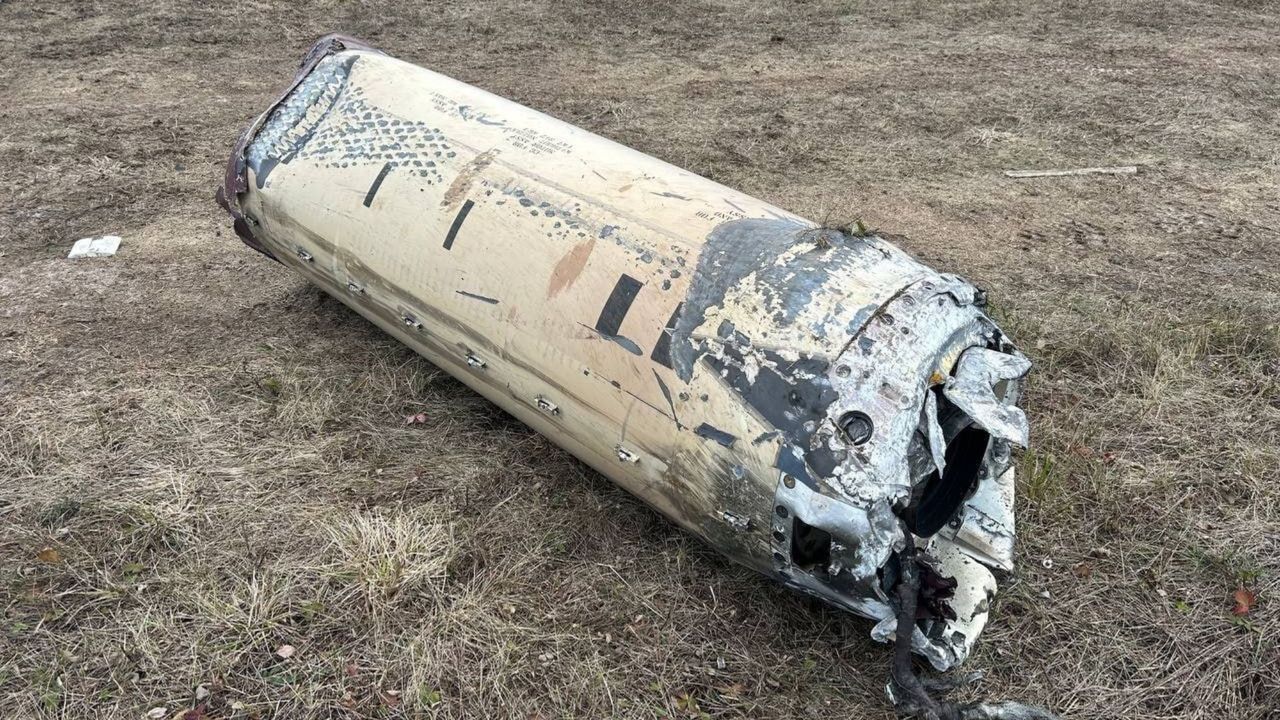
[694,423,737,448]
[443,148,496,207]
[547,237,596,299]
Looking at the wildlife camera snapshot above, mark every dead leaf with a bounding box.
[275,644,296,659]
[36,546,61,563]
[404,412,427,425]
[716,682,747,698]
[146,708,167,720]
[340,691,356,709]
[673,692,701,716]
[1072,562,1093,578]
[344,661,359,678]
[1232,586,1257,616]
[382,689,401,708]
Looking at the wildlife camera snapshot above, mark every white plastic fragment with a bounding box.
[68,235,121,259]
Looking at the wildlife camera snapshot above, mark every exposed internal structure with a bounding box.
[218,35,1031,673]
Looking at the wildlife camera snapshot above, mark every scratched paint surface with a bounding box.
[232,44,1029,669]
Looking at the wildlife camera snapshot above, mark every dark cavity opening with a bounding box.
[790,518,832,571]
[904,423,991,537]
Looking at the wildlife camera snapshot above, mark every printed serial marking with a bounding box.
[363,162,394,207]
[442,198,476,250]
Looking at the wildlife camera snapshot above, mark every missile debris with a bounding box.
[1004,165,1137,178]
[217,35,1032,675]
[68,235,121,259]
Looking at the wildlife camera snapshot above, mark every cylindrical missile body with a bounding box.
[219,36,1030,670]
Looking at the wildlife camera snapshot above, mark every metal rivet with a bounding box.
[535,396,560,416]
[775,504,788,518]
[782,474,796,489]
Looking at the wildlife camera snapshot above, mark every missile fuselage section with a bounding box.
[218,35,1031,670]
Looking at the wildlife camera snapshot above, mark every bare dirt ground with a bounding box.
[2,1,1278,718]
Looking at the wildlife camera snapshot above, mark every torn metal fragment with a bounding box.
[943,348,1032,448]
[923,389,948,477]
[217,35,1034,672]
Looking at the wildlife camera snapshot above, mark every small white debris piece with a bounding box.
[145,707,167,719]
[1004,166,1138,178]
[68,235,122,259]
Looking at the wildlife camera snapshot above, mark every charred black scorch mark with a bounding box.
[701,344,839,484]
[664,218,852,486]
[670,217,832,381]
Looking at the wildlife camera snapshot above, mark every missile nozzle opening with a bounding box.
[904,422,991,536]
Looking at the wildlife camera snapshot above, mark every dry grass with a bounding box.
[2,0,1278,718]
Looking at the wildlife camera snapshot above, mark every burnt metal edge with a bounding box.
[215,33,384,261]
